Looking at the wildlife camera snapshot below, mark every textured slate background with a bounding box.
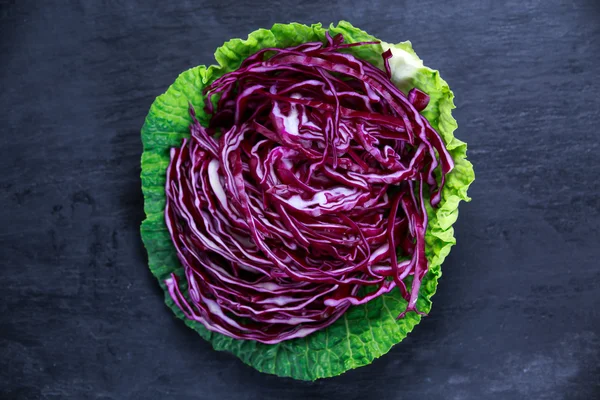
[1,0,599,399]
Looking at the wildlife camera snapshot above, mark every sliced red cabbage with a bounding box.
[164,33,454,344]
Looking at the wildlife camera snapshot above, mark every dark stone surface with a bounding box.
[1,0,599,399]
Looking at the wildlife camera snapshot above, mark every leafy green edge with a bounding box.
[140,21,474,381]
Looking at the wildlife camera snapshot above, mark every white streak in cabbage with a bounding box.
[380,42,424,86]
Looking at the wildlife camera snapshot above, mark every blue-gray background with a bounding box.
[1,0,599,399]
